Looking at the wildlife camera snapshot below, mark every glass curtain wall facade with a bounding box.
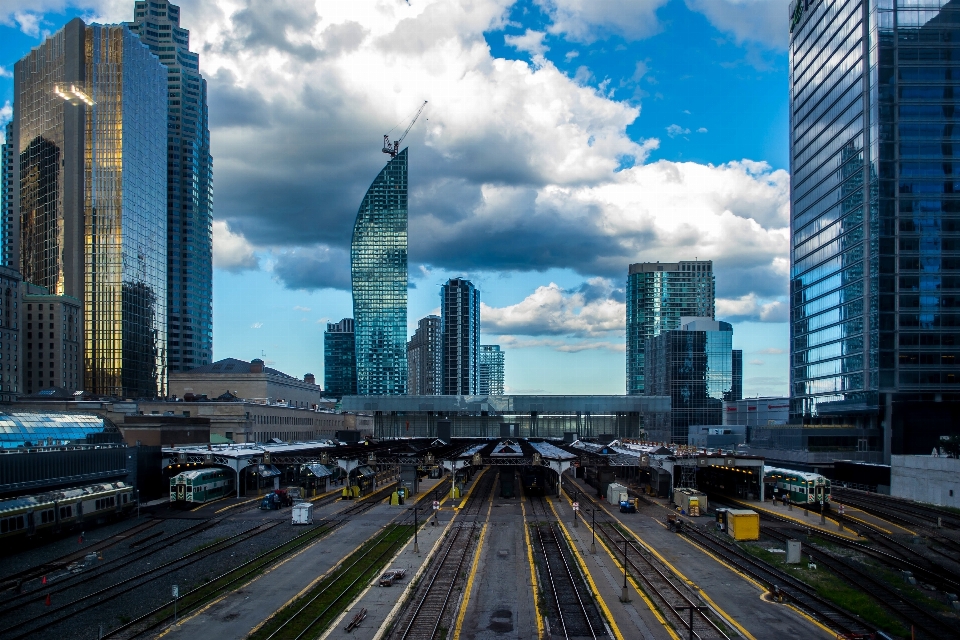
[128,0,213,373]
[644,319,734,443]
[790,0,960,455]
[351,149,407,395]
[441,278,480,395]
[479,344,505,395]
[1,123,12,267]
[732,349,744,401]
[14,19,167,398]
[323,318,356,398]
[626,261,715,395]
[407,315,440,395]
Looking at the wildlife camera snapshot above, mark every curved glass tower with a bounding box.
[351,148,408,395]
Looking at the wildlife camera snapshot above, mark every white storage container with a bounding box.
[607,483,629,505]
[292,502,314,525]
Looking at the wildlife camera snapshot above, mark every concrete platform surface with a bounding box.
[724,497,865,539]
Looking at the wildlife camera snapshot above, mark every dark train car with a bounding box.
[500,471,515,499]
[0,482,134,540]
[522,466,545,496]
[832,461,891,493]
[584,466,616,498]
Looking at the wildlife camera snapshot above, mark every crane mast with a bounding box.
[383,101,428,157]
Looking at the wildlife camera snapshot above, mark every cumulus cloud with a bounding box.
[496,335,625,352]
[250,322,263,329]
[481,278,625,338]
[717,293,788,322]
[534,0,669,42]
[697,127,708,133]
[504,29,548,56]
[212,220,259,272]
[685,0,789,50]
[666,124,690,137]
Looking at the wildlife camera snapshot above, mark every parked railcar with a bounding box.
[0,482,134,540]
[764,466,831,508]
[170,468,233,506]
[522,466,544,496]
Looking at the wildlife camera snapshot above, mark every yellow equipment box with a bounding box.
[725,509,760,541]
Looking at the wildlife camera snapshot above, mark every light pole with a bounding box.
[620,538,630,602]
[136,490,140,519]
[412,506,420,554]
[590,508,597,554]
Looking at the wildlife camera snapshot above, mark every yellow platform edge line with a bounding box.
[726,497,866,539]
[520,496,546,640]
[547,497,625,640]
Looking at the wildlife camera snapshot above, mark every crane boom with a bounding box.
[382,100,428,157]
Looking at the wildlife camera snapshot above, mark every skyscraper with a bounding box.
[1,123,13,267]
[351,149,408,395]
[479,344,505,396]
[127,0,213,373]
[731,349,743,402]
[324,318,356,398]
[13,18,168,397]
[407,315,441,395]
[626,261,715,395]
[789,0,960,456]
[645,317,734,443]
[441,278,480,395]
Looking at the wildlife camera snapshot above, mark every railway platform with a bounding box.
[562,476,835,639]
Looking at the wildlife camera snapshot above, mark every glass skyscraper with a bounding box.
[127,0,213,373]
[407,315,441,395]
[645,318,734,443]
[479,344,505,396]
[626,261,715,395]
[351,149,408,395]
[441,278,480,395]
[13,18,167,397]
[1,123,12,267]
[324,318,356,398]
[790,0,960,455]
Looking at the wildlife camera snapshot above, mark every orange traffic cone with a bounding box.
[44,594,51,606]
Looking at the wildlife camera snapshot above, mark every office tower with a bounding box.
[626,261,715,395]
[13,18,168,397]
[441,278,480,395]
[0,266,20,400]
[731,349,743,402]
[479,344,505,396]
[645,317,734,443]
[128,1,213,373]
[351,149,407,395]
[23,282,81,393]
[1,123,12,267]
[324,318,356,398]
[789,0,960,456]
[407,315,441,395]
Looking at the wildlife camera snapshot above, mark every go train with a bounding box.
[0,482,135,540]
[764,466,831,508]
[170,468,234,506]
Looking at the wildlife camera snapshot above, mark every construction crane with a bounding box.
[382,100,428,158]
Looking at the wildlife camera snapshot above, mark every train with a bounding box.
[0,482,135,540]
[522,466,545,496]
[763,466,831,508]
[170,468,234,506]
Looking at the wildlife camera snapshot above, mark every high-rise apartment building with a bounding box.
[441,278,480,395]
[645,317,734,443]
[479,344,504,396]
[407,315,441,395]
[626,261,715,395]
[13,18,168,397]
[22,282,81,394]
[1,123,12,267]
[324,318,356,398]
[789,0,960,456]
[351,149,407,395]
[128,0,213,373]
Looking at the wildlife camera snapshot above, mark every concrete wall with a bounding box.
[891,455,960,508]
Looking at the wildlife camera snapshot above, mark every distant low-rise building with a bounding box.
[169,357,325,408]
[723,397,790,428]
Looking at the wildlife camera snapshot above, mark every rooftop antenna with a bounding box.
[383,100,428,158]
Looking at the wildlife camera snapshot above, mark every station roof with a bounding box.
[0,411,117,449]
[339,395,669,415]
[163,440,336,460]
[528,440,578,461]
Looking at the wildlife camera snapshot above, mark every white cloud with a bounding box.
[481,278,625,339]
[212,220,259,272]
[748,358,764,365]
[0,66,11,78]
[717,293,788,322]
[757,347,785,354]
[565,50,579,61]
[666,124,690,137]
[504,29,548,56]
[496,335,625,352]
[685,0,788,50]
[697,127,708,133]
[534,0,669,43]
[293,305,311,312]
[250,322,263,329]
[0,101,11,142]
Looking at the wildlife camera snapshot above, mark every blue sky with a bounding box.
[0,0,792,397]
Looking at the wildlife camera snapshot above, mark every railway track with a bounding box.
[526,494,551,518]
[4,521,281,640]
[834,487,960,530]
[533,523,608,639]
[458,469,495,519]
[762,527,955,639]
[393,525,478,640]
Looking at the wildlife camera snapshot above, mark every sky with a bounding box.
[0,0,793,397]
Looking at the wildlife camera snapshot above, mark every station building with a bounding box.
[169,358,327,408]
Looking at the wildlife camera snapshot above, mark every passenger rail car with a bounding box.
[0,482,134,540]
[764,466,831,508]
[522,466,545,496]
[170,468,234,506]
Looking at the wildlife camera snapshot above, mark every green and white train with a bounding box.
[170,468,234,506]
[764,466,831,508]
[0,482,135,540]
